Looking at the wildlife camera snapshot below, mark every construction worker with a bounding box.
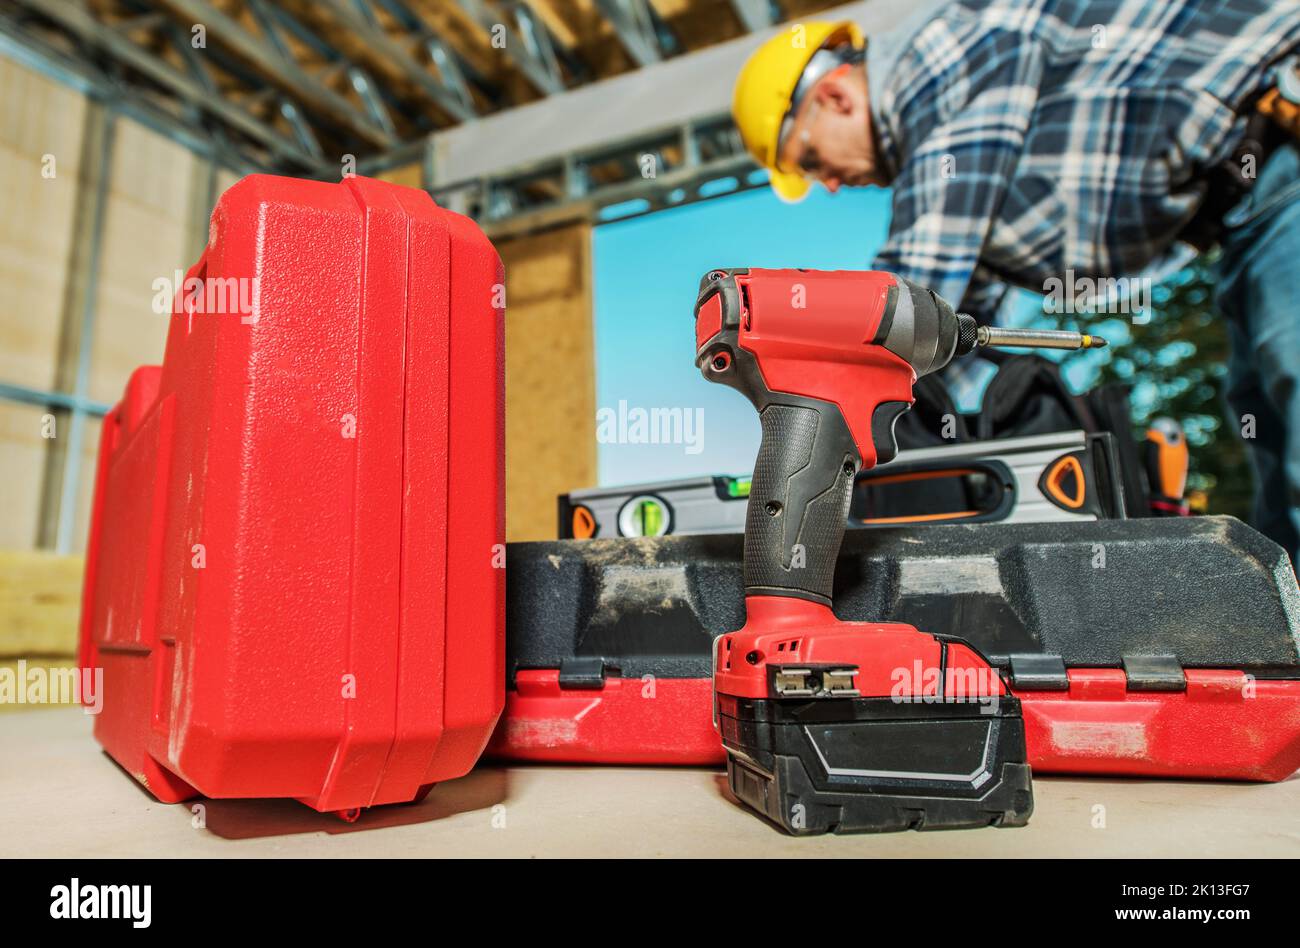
[732,0,1300,567]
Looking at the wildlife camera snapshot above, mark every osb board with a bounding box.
[405,0,545,108]
[276,0,482,130]
[376,163,423,190]
[0,58,86,391]
[649,0,849,50]
[210,167,243,243]
[0,58,86,162]
[88,119,196,404]
[71,415,102,556]
[215,168,242,197]
[0,402,49,551]
[500,222,596,541]
[0,550,83,659]
[644,0,747,51]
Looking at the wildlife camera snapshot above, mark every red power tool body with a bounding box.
[695,268,1033,834]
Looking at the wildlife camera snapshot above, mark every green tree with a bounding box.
[1046,256,1253,518]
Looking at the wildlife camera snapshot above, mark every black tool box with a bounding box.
[492,516,1300,781]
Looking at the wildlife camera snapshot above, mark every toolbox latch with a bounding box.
[558,657,616,689]
[1122,654,1186,692]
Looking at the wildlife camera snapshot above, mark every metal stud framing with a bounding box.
[0,1,829,177]
[0,1,876,551]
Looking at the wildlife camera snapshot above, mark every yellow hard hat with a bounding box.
[732,21,865,203]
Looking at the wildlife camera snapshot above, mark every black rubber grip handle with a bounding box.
[744,402,859,603]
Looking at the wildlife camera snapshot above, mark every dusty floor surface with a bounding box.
[2,708,1297,857]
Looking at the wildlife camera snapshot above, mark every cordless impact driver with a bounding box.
[694,268,1106,835]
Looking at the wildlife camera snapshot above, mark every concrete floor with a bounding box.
[2,708,1298,857]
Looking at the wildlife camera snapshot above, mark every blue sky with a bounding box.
[592,184,891,487]
[591,183,1109,488]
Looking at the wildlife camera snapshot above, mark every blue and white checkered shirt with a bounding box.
[865,0,1300,321]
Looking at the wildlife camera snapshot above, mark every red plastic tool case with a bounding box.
[492,669,1300,780]
[79,175,505,815]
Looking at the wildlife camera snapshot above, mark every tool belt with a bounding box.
[1181,54,1300,252]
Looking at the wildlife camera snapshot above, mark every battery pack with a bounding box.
[709,599,1033,834]
[78,175,505,816]
[719,693,1033,834]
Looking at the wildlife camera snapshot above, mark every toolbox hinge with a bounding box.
[558,657,618,689]
[1008,653,1069,691]
[1122,654,1186,692]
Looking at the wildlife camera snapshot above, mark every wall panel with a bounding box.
[88,120,195,404]
[499,222,596,541]
[0,58,85,392]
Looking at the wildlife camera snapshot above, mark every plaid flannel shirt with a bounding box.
[866,0,1300,322]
